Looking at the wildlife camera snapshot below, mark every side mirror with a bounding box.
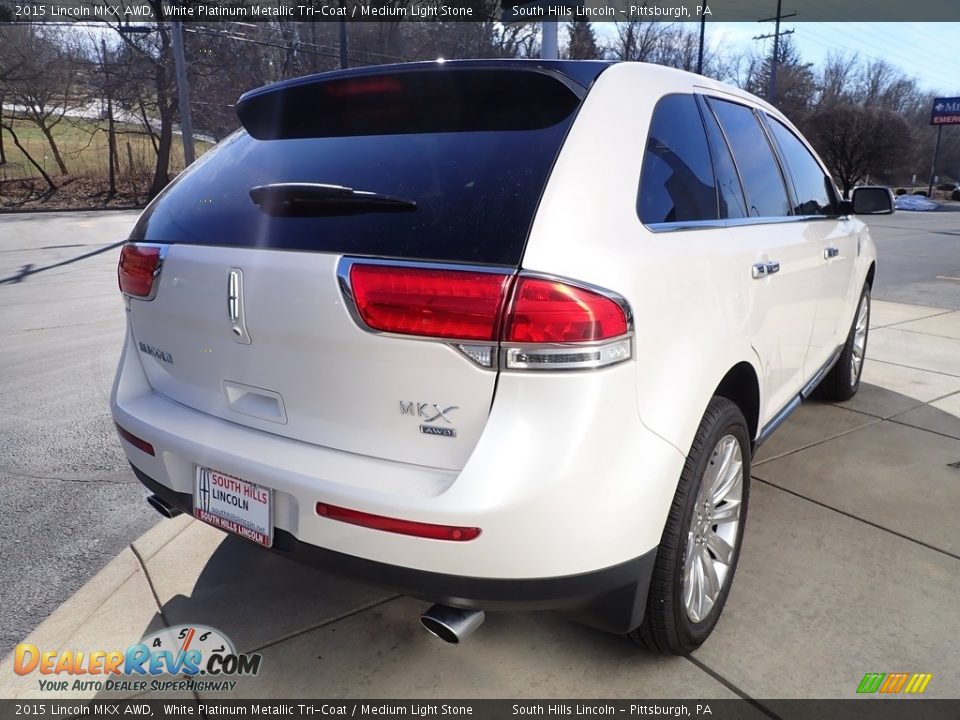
[850,186,895,215]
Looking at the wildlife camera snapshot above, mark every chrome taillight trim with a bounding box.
[501,335,634,371]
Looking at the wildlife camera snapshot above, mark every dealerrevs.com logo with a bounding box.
[13,625,262,693]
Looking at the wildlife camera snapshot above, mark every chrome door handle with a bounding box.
[227,268,251,344]
[752,261,781,279]
[228,269,240,323]
[824,247,840,259]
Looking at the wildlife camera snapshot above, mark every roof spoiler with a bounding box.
[235,60,610,141]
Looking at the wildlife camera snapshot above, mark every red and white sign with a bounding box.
[194,467,272,547]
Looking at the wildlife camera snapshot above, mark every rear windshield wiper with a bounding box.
[249,183,417,217]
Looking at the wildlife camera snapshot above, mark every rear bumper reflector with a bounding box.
[316,503,481,542]
[115,423,156,456]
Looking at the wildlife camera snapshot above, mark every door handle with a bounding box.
[226,268,251,344]
[824,247,840,259]
[752,261,781,279]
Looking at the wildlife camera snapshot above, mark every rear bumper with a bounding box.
[133,463,658,633]
[112,322,685,631]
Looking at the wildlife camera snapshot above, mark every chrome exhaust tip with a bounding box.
[147,494,182,519]
[419,605,485,644]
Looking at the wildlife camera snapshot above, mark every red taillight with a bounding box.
[118,244,162,298]
[504,277,628,343]
[115,423,155,456]
[345,261,632,370]
[349,264,512,341]
[316,503,481,542]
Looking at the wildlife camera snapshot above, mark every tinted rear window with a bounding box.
[638,94,718,224]
[130,69,583,266]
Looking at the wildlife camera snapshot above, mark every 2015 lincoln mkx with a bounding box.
[111,60,890,653]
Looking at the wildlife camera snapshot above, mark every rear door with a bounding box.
[124,66,591,471]
[763,114,859,372]
[704,97,820,423]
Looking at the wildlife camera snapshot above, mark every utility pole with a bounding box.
[753,0,795,104]
[542,21,558,60]
[169,21,196,166]
[927,125,943,197]
[697,1,708,75]
[338,2,349,69]
[100,38,117,197]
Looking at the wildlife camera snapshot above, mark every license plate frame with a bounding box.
[193,466,273,548]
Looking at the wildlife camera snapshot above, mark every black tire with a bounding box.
[816,285,871,402]
[628,397,751,655]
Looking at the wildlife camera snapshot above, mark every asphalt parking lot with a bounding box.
[1,208,959,701]
[0,213,158,656]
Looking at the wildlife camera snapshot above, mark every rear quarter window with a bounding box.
[638,94,718,225]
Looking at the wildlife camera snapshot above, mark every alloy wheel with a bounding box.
[683,434,744,624]
[851,294,870,387]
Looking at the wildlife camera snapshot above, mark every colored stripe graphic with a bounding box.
[857,672,932,694]
[857,673,885,693]
[879,673,908,693]
[904,673,933,694]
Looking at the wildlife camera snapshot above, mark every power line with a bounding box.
[213,21,415,63]
[182,26,385,67]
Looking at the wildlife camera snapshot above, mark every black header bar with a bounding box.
[2,0,959,23]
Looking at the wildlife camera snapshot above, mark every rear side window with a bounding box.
[698,99,748,219]
[766,117,836,216]
[130,69,584,266]
[638,94,718,224]
[708,99,791,218]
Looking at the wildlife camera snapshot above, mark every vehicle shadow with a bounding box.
[94,529,691,699]
[93,382,960,699]
[0,240,124,285]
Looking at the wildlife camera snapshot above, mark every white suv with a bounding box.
[111,60,889,654]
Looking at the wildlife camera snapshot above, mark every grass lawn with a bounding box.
[0,113,210,182]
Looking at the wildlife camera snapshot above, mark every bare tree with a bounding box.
[806,104,911,196]
[0,25,87,176]
[608,19,670,61]
[93,3,179,199]
[815,51,858,109]
[0,113,59,193]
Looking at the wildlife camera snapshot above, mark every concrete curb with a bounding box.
[0,516,193,699]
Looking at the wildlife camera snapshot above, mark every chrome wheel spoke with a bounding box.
[701,454,722,498]
[683,545,697,611]
[685,549,703,622]
[710,457,742,508]
[700,545,720,600]
[710,499,741,523]
[705,529,735,565]
[708,437,740,500]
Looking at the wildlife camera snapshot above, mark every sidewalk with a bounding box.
[3,300,959,700]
